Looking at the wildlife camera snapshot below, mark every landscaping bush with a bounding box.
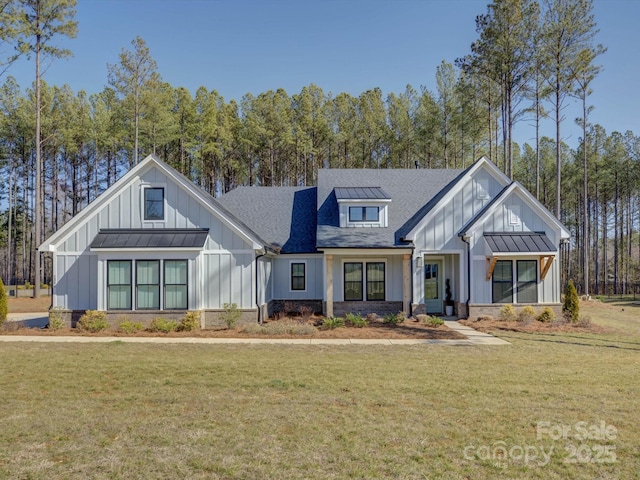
[243,321,317,336]
[0,277,7,326]
[382,312,404,325]
[48,307,65,331]
[537,307,556,323]
[77,310,109,332]
[345,312,367,328]
[298,305,313,322]
[221,303,241,329]
[118,320,143,334]
[422,315,444,327]
[366,312,378,323]
[178,311,200,332]
[148,318,178,333]
[517,305,537,324]
[563,279,579,322]
[322,317,345,330]
[575,315,591,328]
[499,304,517,322]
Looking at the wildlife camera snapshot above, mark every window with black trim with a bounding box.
[366,262,385,301]
[348,206,379,222]
[136,260,160,309]
[144,187,164,220]
[344,262,363,301]
[517,260,537,303]
[108,260,132,310]
[164,260,188,309]
[291,262,306,291]
[492,260,513,303]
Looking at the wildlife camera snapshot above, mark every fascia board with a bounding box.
[38,155,158,252]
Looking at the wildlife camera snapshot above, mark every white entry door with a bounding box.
[424,259,443,314]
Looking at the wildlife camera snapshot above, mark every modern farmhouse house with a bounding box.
[39,154,569,326]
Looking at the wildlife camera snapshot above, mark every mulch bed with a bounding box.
[2,316,466,340]
[459,317,610,334]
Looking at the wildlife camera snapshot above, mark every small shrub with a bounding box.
[77,310,109,332]
[424,315,444,327]
[178,311,200,332]
[499,304,517,322]
[48,307,65,331]
[383,312,403,325]
[366,312,378,323]
[517,305,537,324]
[575,315,591,328]
[416,314,429,323]
[345,312,367,328]
[397,311,407,323]
[477,315,494,322]
[283,301,296,315]
[118,320,144,334]
[243,321,317,336]
[0,277,7,326]
[537,307,556,323]
[298,305,313,322]
[322,317,345,330]
[148,317,178,333]
[221,303,242,329]
[563,279,580,322]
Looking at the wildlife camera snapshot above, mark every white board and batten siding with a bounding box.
[52,164,258,311]
[469,191,562,304]
[410,165,507,305]
[271,255,324,300]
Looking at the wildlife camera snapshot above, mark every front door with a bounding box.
[424,259,443,314]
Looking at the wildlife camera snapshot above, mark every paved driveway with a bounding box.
[6,312,49,328]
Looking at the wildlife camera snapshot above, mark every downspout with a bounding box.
[460,235,471,319]
[255,251,266,324]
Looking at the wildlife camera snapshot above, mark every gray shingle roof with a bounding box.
[334,187,390,200]
[484,232,556,253]
[317,168,465,248]
[216,186,317,253]
[90,229,209,249]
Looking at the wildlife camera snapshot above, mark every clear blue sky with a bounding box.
[5,0,638,149]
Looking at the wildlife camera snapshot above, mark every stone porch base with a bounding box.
[325,301,404,318]
[467,303,563,320]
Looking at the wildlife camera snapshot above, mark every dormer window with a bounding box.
[335,187,391,228]
[349,206,379,223]
[144,187,164,221]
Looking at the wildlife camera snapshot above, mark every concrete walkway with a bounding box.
[1,314,508,346]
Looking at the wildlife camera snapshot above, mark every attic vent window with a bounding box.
[349,206,379,222]
[144,187,164,221]
[477,177,489,199]
[509,204,521,225]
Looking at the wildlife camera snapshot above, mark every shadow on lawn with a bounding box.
[498,332,640,351]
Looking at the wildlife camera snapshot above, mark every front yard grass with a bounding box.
[0,301,638,479]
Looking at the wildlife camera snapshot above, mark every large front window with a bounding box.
[366,262,385,301]
[492,259,538,303]
[106,259,187,310]
[344,261,385,301]
[517,260,538,303]
[344,262,363,301]
[492,260,513,303]
[164,260,188,310]
[108,261,132,310]
[136,260,160,309]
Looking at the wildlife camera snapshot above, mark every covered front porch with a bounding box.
[322,248,413,318]
[411,251,466,318]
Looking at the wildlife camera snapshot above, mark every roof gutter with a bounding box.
[459,233,471,319]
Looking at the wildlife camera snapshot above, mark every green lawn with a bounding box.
[1,301,639,479]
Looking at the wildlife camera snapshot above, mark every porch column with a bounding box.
[402,254,411,314]
[326,254,333,318]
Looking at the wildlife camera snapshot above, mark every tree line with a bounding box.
[0,0,638,297]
